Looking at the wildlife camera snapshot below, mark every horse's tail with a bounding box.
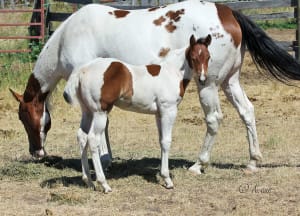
[232,10,300,83]
[63,71,80,106]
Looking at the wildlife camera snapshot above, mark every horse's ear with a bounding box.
[9,88,23,103]
[190,35,196,46]
[204,34,212,47]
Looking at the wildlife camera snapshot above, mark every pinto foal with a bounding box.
[63,35,211,192]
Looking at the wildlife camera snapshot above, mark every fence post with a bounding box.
[297,0,300,61]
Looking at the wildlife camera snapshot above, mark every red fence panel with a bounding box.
[0,0,45,53]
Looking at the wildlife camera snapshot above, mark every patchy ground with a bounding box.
[0,29,299,215]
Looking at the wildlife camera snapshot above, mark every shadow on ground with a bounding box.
[29,156,299,189]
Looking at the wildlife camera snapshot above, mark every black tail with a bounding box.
[232,10,300,83]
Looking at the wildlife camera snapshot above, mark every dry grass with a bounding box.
[0,29,299,215]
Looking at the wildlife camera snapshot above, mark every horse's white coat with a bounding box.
[30,0,261,174]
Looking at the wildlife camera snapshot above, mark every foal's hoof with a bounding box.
[164,178,174,189]
[188,163,202,175]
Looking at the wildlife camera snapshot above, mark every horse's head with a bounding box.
[186,34,211,84]
[9,76,51,158]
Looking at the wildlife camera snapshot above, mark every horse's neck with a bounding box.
[32,21,68,95]
[162,47,192,79]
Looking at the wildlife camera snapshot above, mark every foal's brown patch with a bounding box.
[179,79,190,97]
[153,16,166,26]
[215,4,242,47]
[100,62,133,111]
[146,64,161,76]
[158,47,170,57]
[108,10,130,18]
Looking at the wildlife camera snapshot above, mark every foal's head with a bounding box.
[186,34,212,84]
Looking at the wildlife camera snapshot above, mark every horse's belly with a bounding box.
[115,99,157,115]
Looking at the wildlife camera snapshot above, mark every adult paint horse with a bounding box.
[63,35,211,192]
[10,0,300,174]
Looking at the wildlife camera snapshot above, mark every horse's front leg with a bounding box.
[88,112,112,193]
[189,82,223,175]
[156,105,177,189]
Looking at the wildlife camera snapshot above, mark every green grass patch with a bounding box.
[257,20,297,30]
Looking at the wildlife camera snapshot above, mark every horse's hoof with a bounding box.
[164,177,174,189]
[243,165,259,175]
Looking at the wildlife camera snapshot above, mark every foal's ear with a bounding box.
[9,88,23,103]
[189,35,197,46]
[204,34,212,47]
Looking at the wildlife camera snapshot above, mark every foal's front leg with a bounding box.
[156,105,178,189]
[189,82,223,175]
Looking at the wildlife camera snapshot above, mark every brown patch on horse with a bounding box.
[100,62,133,111]
[179,79,190,97]
[215,4,242,47]
[148,7,160,12]
[146,64,161,76]
[165,22,176,33]
[153,16,166,26]
[159,47,170,57]
[165,9,185,22]
[109,10,130,18]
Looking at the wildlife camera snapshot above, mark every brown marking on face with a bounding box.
[179,79,190,97]
[158,47,170,57]
[148,7,160,12]
[109,10,130,18]
[100,62,133,112]
[153,16,166,26]
[146,64,161,76]
[12,74,50,155]
[165,9,185,22]
[165,21,176,33]
[215,4,242,47]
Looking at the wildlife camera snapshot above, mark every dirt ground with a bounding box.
[0,29,299,215]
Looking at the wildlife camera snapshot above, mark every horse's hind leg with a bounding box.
[88,112,112,193]
[221,72,262,171]
[189,82,223,175]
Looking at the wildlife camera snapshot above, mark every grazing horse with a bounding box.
[63,35,211,192]
[10,0,300,174]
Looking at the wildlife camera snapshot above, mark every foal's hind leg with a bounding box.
[221,72,262,171]
[189,82,223,175]
[78,112,94,188]
[77,127,94,189]
[88,112,112,193]
[98,119,112,170]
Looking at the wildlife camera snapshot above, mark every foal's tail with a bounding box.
[63,71,80,106]
[232,10,300,83]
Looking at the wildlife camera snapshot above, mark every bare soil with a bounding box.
[0,29,299,216]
